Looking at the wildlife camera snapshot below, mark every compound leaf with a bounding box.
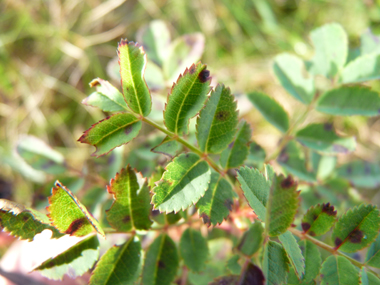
[340,54,380,84]
[320,255,359,285]
[78,113,142,157]
[196,84,238,154]
[336,161,380,189]
[152,153,211,213]
[0,199,63,241]
[142,234,179,285]
[180,228,209,272]
[90,237,142,285]
[278,231,305,279]
[151,136,181,158]
[236,221,264,256]
[34,235,99,280]
[106,165,152,232]
[263,240,289,285]
[118,39,151,116]
[164,63,211,135]
[47,181,105,238]
[295,123,356,154]
[332,204,380,253]
[273,53,315,104]
[83,78,129,112]
[220,120,251,169]
[366,235,380,268]
[301,203,337,236]
[247,91,289,133]
[316,86,380,116]
[298,240,321,283]
[197,173,235,226]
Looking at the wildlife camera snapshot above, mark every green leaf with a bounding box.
[320,255,359,285]
[152,153,211,213]
[332,204,380,253]
[366,234,380,268]
[164,63,211,135]
[287,269,316,285]
[298,240,321,283]
[226,255,241,275]
[34,235,99,280]
[180,228,209,272]
[0,199,63,241]
[209,275,239,285]
[220,121,251,169]
[336,161,380,189]
[78,113,142,157]
[267,175,299,236]
[16,135,66,175]
[47,181,105,238]
[316,86,380,116]
[151,136,181,158]
[197,173,235,226]
[237,166,272,221]
[83,78,129,112]
[295,123,356,154]
[196,84,239,153]
[311,153,337,180]
[340,54,380,84]
[118,39,151,116]
[263,241,289,285]
[90,237,142,285]
[142,234,179,285]
[301,203,337,236]
[362,269,380,285]
[106,165,152,232]
[247,91,289,132]
[273,53,315,104]
[308,23,348,78]
[246,142,266,169]
[278,231,305,279]
[361,29,380,56]
[277,141,316,183]
[236,221,263,256]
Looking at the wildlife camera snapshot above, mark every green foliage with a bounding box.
[301,203,337,236]
[263,241,289,285]
[320,256,360,285]
[278,231,305,279]
[151,136,181,158]
[298,240,321,283]
[366,235,380,268]
[336,161,380,189]
[236,221,264,256]
[179,228,209,272]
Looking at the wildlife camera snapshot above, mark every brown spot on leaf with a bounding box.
[42,160,55,169]
[158,260,166,268]
[228,142,234,149]
[125,125,133,135]
[281,175,296,189]
[201,213,211,226]
[198,69,210,83]
[324,123,333,131]
[65,217,87,235]
[22,215,29,222]
[309,231,316,236]
[348,229,364,243]
[122,215,131,223]
[189,65,196,74]
[224,199,233,211]
[151,210,160,217]
[322,203,337,216]
[312,214,318,221]
[215,110,230,121]
[301,222,311,232]
[335,237,343,247]
[277,149,289,163]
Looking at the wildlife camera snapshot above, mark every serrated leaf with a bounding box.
[362,268,380,285]
[106,165,152,232]
[298,240,321,283]
[142,234,179,285]
[34,235,99,280]
[316,86,380,116]
[90,237,142,285]
[48,181,105,238]
[366,233,380,268]
[361,29,380,56]
[180,228,209,272]
[78,113,142,157]
[263,240,289,285]
[308,23,348,78]
[236,221,263,256]
[320,255,359,285]
[267,175,299,236]
[83,78,129,112]
[196,84,239,153]
[247,91,289,132]
[340,54,380,84]
[0,199,63,241]
[197,173,235,226]
[164,63,211,135]
[278,231,305,279]
[16,135,66,175]
[295,123,356,154]
[151,136,181,158]
[220,121,251,169]
[273,53,315,104]
[287,269,316,285]
[117,39,151,116]
[301,203,337,236]
[332,204,380,253]
[336,161,380,189]
[152,153,211,213]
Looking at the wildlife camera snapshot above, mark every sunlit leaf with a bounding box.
[361,29,380,56]
[152,153,211,213]
[106,165,152,232]
[0,199,63,241]
[236,221,263,256]
[90,237,142,285]
[332,204,380,253]
[180,228,209,272]
[298,240,321,283]
[301,203,337,236]
[34,235,99,280]
[247,91,289,132]
[278,231,305,279]
[78,113,142,157]
[164,63,211,135]
[336,161,380,189]
[197,84,238,153]
[263,240,289,285]
[366,234,380,268]
[118,39,151,116]
[47,181,105,238]
[142,234,179,285]
[340,54,380,84]
[151,136,181,158]
[320,255,359,285]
